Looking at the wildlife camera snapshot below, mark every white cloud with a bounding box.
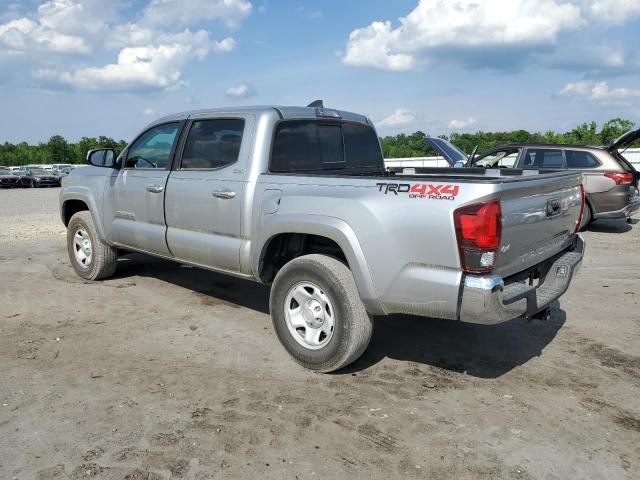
[38,29,236,92]
[559,80,640,103]
[448,118,477,129]
[587,0,640,25]
[343,22,415,71]
[1,1,249,92]
[225,83,254,98]
[0,14,90,54]
[343,0,583,71]
[559,80,593,95]
[590,81,640,100]
[141,0,253,29]
[107,24,155,49]
[376,109,415,128]
[0,0,127,55]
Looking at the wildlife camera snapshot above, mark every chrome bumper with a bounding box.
[459,235,585,325]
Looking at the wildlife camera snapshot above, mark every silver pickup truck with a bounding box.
[60,104,585,372]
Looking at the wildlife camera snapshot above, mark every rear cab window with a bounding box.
[270,120,384,174]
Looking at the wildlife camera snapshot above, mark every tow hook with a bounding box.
[529,308,551,322]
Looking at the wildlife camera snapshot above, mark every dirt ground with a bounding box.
[1,187,639,480]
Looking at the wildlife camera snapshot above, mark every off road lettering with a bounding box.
[378,182,459,200]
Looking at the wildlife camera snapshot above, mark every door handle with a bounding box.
[211,190,236,199]
[146,184,164,193]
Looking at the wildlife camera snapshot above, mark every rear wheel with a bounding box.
[579,203,592,231]
[67,211,118,280]
[269,254,373,372]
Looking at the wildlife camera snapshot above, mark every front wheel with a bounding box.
[67,211,118,280]
[269,254,373,372]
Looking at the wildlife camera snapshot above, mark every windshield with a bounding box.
[29,169,46,175]
[0,168,10,174]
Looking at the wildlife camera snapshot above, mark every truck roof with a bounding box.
[148,105,371,128]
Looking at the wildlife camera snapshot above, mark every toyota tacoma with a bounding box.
[60,103,586,372]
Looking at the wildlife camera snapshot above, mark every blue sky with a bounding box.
[1,0,640,143]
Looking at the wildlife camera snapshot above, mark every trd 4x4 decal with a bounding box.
[376,183,460,200]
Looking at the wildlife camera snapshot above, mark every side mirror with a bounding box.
[87,148,117,168]
[453,160,466,168]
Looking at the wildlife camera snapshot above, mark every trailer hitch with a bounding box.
[528,307,551,322]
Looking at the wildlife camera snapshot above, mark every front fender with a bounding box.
[59,185,108,244]
[253,213,385,315]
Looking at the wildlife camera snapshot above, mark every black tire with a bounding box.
[67,211,118,280]
[579,203,592,231]
[269,254,373,372]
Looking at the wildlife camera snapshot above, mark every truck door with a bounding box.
[164,115,252,273]
[105,122,182,256]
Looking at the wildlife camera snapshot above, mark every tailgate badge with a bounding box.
[500,244,510,254]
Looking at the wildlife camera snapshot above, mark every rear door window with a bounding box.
[565,150,600,169]
[181,119,245,170]
[522,149,565,169]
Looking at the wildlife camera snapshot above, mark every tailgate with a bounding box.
[496,172,583,278]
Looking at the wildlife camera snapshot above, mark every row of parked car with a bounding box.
[0,164,78,188]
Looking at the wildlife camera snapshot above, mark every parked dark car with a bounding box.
[0,168,22,188]
[423,130,640,229]
[24,168,62,188]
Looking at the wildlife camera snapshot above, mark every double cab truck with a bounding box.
[60,104,586,372]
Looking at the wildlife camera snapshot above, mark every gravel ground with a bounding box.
[1,188,639,480]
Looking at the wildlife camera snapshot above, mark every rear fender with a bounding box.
[254,214,384,315]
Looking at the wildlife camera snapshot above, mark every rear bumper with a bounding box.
[459,234,585,325]
[592,194,640,219]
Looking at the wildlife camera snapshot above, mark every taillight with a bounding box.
[604,172,633,185]
[575,183,585,233]
[454,201,502,274]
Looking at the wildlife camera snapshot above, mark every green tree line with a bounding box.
[0,118,637,165]
[380,118,637,158]
[0,135,128,166]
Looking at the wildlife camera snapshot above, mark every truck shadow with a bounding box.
[113,254,271,314]
[345,307,566,378]
[114,253,565,379]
